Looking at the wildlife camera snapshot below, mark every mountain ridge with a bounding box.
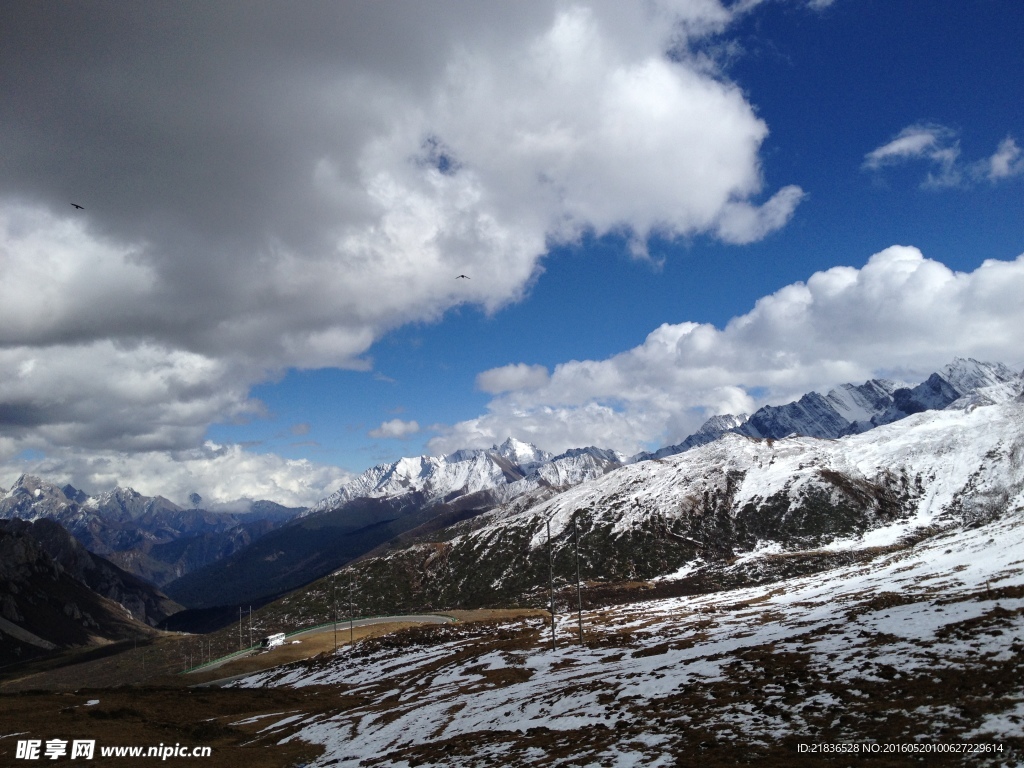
[5,357,1020,616]
[294,390,1024,616]
[0,477,303,588]
[635,357,1020,462]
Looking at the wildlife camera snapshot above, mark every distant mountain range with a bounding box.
[0,477,303,587]
[308,437,626,515]
[2,357,1020,629]
[287,375,1024,617]
[636,356,1019,460]
[157,357,1022,613]
[162,439,627,609]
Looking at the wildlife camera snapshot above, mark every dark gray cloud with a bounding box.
[0,1,802,496]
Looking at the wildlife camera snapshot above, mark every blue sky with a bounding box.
[2,1,1022,504]
[209,0,1024,472]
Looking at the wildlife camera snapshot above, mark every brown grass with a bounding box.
[0,686,328,767]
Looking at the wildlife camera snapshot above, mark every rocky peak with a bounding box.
[492,437,553,473]
[939,357,1019,395]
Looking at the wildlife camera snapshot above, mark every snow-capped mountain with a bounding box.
[633,413,748,462]
[231,389,1024,765]
[0,476,301,586]
[164,438,629,609]
[646,357,1021,462]
[307,437,626,515]
[328,389,1024,613]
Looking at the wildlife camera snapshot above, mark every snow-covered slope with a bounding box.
[233,471,1024,765]
[322,393,1024,615]
[509,393,1024,552]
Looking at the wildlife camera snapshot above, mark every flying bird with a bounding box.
[456,274,470,279]
[71,203,84,210]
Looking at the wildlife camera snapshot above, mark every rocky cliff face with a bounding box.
[0,518,181,626]
[0,521,158,666]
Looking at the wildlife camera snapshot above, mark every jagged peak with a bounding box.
[939,357,1019,395]
[7,474,72,499]
[93,486,142,502]
[13,473,44,489]
[696,413,748,434]
[551,446,625,464]
[492,437,552,467]
[443,447,489,463]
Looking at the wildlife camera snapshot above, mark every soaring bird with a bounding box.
[456,274,470,279]
[71,203,84,210]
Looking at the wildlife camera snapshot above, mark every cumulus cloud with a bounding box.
[369,419,421,439]
[0,1,801,495]
[0,340,261,453]
[865,125,1024,188]
[429,247,1024,455]
[714,185,806,244]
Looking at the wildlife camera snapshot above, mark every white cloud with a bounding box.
[429,246,1024,456]
[369,418,421,439]
[0,2,801,472]
[0,442,350,508]
[985,137,1024,181]
[477,364,551,394]
[714,185,806,244]
[865,125,1024,188]
[863,125,951,168]
[864,124,962,187]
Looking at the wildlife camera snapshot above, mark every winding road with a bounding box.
[187,613,456,683]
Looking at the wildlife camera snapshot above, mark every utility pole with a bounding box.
[548,517,556,651]
[249,606,253,648]
[239,606,242,650]
[349,571,354,645]
[333,572,338,654]
[574,512,583,645]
